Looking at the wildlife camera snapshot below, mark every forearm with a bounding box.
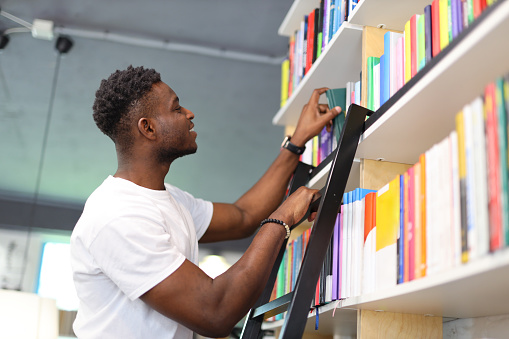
[233,147,301,233]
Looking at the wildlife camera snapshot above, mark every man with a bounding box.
[71,65,341,338]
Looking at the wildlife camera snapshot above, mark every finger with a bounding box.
[308,211,317,222]
[309,87,329,104]
[318,103,329,113]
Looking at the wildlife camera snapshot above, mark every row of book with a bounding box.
[280,0,361,107]
[281,0,498,112]
[269,73,509,318]
[366,0,498,111]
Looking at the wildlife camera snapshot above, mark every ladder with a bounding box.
[240,104,370,339]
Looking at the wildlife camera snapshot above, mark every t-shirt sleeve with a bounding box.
[88,214,186,301]
[166,185,213,240]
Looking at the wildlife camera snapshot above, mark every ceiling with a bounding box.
[0,0,293,252]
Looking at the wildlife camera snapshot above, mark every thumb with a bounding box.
[321,106,341,123]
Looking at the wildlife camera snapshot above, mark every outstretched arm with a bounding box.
[200,87,341,243]
[141,186,318,337]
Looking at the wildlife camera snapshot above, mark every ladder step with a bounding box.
[252,292,293,319]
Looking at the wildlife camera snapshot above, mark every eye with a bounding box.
[176,106,182,113]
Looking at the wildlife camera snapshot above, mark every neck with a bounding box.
[114,152,173,190]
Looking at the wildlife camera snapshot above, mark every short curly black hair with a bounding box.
[92,65,161,144]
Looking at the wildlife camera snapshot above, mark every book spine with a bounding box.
[439,0,450,50]
[432,0,441,57]
[404,20,411,83]
[424,5,433,64]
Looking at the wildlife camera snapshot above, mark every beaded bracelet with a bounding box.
[260,218,290,239]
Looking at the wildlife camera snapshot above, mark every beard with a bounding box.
[156,142,197,163]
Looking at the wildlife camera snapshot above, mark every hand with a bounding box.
[269,186,319,226]
[290,88,342,147]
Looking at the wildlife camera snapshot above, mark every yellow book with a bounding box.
[280,59,290,107]
[375,176,400,290]
[456,111,469,263]
[404,20,411,83]
[439,0,450,50]
[312,135,319,167]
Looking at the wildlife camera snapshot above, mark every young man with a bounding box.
[71,65,341,338]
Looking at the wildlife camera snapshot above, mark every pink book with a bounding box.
[396,36,404,92]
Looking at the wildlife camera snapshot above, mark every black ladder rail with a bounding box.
[240,104,370,339]
[239,161,313,339]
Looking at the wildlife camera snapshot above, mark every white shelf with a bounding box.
[349,0,432,31]
[263,248,509,335]
[273,23,363,127]
[356,0,509,165]
[278,0,319,37]
[343,248,509,318]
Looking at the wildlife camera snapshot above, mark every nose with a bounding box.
[183,107,194,120]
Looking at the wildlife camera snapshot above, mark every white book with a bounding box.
[301,139,313,165]
[425,145,439,275]
[441,135,453,271]
[471,97,490,257]
[346,192,354,298]
[346,81,352,113]
[373,62,380,111]
[463,104,478,260]
[340,195,349,299]
[450,130,462,267]
[389,32,404,97]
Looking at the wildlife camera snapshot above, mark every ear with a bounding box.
[137,117,157,140]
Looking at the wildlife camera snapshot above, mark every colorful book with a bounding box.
[455,110,469,263]
[362,192,376,294]
[424,5,433,64]
[404,20,412,83]
[305,9,316,74]
[417,14,426,71]
[419,153,427,277]
[367,56,380,111]
[376,176,400,290]
[439,0,450,50]
[410,14,419,77]
[495,78,509,247]
[280,59,290,107]
[432,0,441,57]
[325,88,347,142]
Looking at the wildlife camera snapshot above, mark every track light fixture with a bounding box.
[0,33,9,49]
[55,35,73,54]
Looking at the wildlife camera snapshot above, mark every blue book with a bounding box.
[424,5,433,64]
[380,54,385,106]
[383,32,391,104]
[354,81,361,105]
[397,174,404,284]
[451,0,459,39]
[328,0,336,42]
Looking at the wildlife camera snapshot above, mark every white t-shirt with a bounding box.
[70,176,213,339]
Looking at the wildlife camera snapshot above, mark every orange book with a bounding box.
[403,171,410,283]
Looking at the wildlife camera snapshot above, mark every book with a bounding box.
[471,97,490,257]
[306,9,316,74]
[417,14,426,71]
[367,57,380,111]
[410,14,419,78]
[455,110,469,263]
[495,77,509,247]
[362,192,376,294]
[386,31,404,97]
[280,59,290,107]
[485,83,503,251]
[376,176,400,290]
[432,0,441,57]
[450,130,462,267]
[380,54,386,106]
[419,153,427,277]
[373,62,381,110]
[398,174,405,284]
[413,161,423,279]
[332,213,340,300]
[439,0,450,50]
[424,5,433,64]
[404,20,412,83]
[407,166,415,281]
[325,88,347,143]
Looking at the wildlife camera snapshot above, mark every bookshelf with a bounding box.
[265,0,509,337]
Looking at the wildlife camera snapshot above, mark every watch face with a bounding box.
[281,136,290,148]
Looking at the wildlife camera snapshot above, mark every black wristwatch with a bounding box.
[281,135,306,155]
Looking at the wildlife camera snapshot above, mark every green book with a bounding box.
[316,32,323,59]
[325,88,347,142]
[495,77,509,246]
[367,56,380,111]
[467,0,474,24]
[417,15,426,71]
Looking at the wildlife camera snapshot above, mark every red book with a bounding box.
[288,34,295,98]
[410,14,419,77]
[431,0,441,57]
[485,83,502,251]
[305,9,316,74]
[408,166,415,282]
[315,277,320,307]
[473,0,482,18]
